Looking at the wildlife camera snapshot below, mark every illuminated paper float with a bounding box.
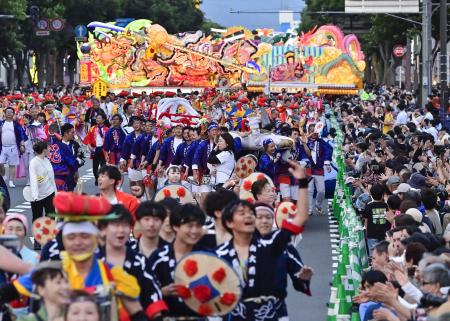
[77,21,364,95]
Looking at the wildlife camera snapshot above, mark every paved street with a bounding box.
[7,164,333,321]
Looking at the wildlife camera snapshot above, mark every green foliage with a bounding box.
[149,0,204,33]
[0,0,211,86]
[300,0,344,31]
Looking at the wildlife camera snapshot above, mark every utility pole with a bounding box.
[440,0,448,126]
[421,0,432,108]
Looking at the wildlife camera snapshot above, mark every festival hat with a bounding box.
[239,172,275,203]
[174,251,242,316]
[153,184,194,204]
[32,216,58,246]
[235,155,258,179]
[275,201,297,228]
[52,192,114,221]
[60,96,72,105]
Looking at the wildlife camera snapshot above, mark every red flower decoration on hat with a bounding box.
[246,198,254,203]
[192,285,211,303]
[220,293,236,306]
[163,189,171,198]
[243,180,252,191]
[176,285,191,299]
[242,164,247,171]
[197,304,213,316]
[257,174,265,181]
[291,204,297,211]
[177,187,186,198]
[282,207,288,214]
[212,267,226,284]
[183,259,198,277]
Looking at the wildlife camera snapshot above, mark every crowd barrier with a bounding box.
[326,113,368,321]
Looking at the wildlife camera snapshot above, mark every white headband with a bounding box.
[62,222,98,236]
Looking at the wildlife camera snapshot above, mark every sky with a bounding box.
[201,0,304,30]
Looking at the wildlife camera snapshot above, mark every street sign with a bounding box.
[37,19,48,31]
[92,79,107,98]
[75,37,88,42]
[74,25,88,38]
[50,18,65,31]
[345,0,419,13]
[393,45,406,58]
[36,30,50,36]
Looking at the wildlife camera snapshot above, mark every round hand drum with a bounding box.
[174,252,242,316]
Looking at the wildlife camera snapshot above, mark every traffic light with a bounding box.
[30,5,39,24]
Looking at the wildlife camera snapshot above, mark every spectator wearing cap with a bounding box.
[393,183,411,199]
[409,173,428,190]
[3,214,39,265]
[405,208,432,233]
[385,176,401,194]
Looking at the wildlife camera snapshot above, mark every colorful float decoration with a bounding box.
[78,20,364,95]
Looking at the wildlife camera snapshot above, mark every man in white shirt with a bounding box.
[423,119,438,141]
[395,104,408,125]
[100,96,114,121]
[0,107,26,188]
